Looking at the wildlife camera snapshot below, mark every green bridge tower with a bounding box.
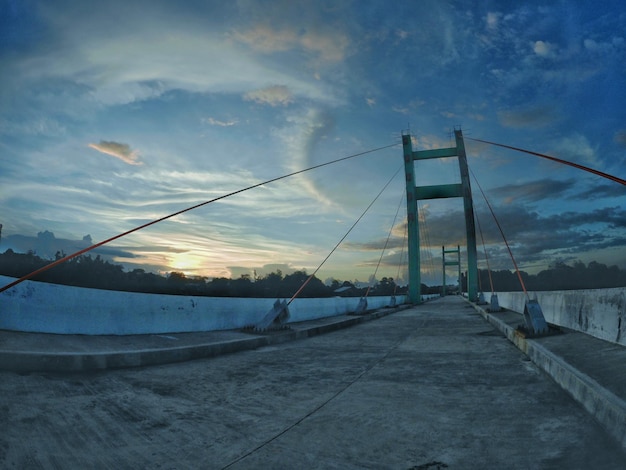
[402,129,478,303]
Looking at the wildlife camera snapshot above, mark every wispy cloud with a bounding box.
[489,178,576,204]
[232,25,350,63]
[278,108,336,207]
[551,133,600,167]
[203,117,238,127]
[15,15,335,107]
[88,141,142,165]
[498,105,560,128]
[614,130,626,147]
[485,12,502,30]
[244,85,293,107]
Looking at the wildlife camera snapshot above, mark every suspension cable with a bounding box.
[287,166,403,305]
[417,202,436,286]
[0,143,398,294]
[364,188,405,298]
[467,137,626,186]
[473,208,495,295]
[469,167,529,299]
[393,217,408,296]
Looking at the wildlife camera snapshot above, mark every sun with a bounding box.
[170,252,206,277]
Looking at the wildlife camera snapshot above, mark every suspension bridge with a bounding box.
[1,131,625,467]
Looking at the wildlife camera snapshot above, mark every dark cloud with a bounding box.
[1,231,193,262]
[342,237,404,252]
[403,203,626,271]
[573,183,626,200]
[488,178,576,203]
[551,207,626,229]
[2,231,136,260]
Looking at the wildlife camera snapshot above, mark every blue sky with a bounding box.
[1,0,625,287]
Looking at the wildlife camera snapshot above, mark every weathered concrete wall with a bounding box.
[0,276,404,335]
[495,288,626,346]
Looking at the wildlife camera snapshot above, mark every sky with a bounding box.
[1,0,625,288]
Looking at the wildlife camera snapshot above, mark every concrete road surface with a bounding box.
[1,296,624,469]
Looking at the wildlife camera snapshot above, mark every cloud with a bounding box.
[486,12,502,30]
[574,183,626,200]
[0,116,67,137]
[279,108,336,206]
[231,26,297,53]
[498,105,560,128]
[614,130,626,148]
[88,141,142,165]
[203,117,238,127]
[419,203,626,270]
[552,133,599,167]
[3,231,138,261]
[392,106,409,114]
[343,237,404,252]
[489,178,576,203]
[584,37,624,54]
[244,85,293,107]
[12,11,338,108]
[533,40,556,58]
[232,25,350,63]
[395,29,409,40]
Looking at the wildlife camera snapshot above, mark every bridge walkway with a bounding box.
[0,296,625,468]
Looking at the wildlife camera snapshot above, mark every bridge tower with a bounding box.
[442,245,461,296]
[402,129,478,303]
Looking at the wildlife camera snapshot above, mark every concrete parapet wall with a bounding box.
[495,288,626,346]
[0,275,403,335]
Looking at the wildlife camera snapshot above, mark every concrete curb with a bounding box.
[469,300,626,452]
[0,305,409,373]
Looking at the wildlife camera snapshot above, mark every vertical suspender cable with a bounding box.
[393,219,408,296]
[474,209,495,295]
[417,202,436,285]
[470,167,530,300]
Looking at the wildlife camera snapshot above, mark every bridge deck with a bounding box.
[1,296,625,468]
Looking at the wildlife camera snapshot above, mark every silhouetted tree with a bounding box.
[2,249,624,296]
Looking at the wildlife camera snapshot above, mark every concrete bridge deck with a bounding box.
[1,296,625,468]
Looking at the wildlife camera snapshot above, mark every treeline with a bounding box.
[0,249,405,298]
[463,261,626,292]
[3,249,623,297]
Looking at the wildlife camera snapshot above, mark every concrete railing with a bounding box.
[494,288,626,346]
[0,275,404,335]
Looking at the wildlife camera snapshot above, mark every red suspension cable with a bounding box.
[470,168,529,299]
[467,137,626,186]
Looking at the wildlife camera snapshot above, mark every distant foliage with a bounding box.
[0,249,406,298]
[5,249,621,297]
[463,260,626,292]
